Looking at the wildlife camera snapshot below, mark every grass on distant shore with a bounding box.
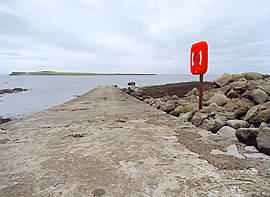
[10,71,156,76]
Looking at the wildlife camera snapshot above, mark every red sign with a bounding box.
[190,41,208,75]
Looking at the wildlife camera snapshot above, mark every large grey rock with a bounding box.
[241,90,253,100]
[259,122,269,129]
[243,72,263,80]
[144,98,155,105]
[227,98,254,119]
[163,95,171,102]
[252,89,268,104]
[226,89,240,98]
[200,118,226,133]
[244,105,261,121]
[235,128,259,146]
[208,93,229,106]
[177,103,198,113]
[171,95,180,100]
[231,79,248,93]
[217,111,236,120]
[152,98,163,109]
[161,103,175,113]
[229,74,244,82]
[178,110,197,122]
[185,87,199,97]
[183,95,199,103]
[249,109,270,126]
[247,79,266,90]
[217,126,237,139]
[219,84,232,94]
[170,106,182,116]
[214,73,232,88]
[256,130,270,155]
[227,120,249,129]
[166,100,177,105]
[174,99,190,107]
[190,112,209,126]
[257,84,270,95]
[203,91,214,101]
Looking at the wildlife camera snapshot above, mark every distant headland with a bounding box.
[10,71,156,76]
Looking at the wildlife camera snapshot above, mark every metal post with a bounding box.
[199,74,203,110]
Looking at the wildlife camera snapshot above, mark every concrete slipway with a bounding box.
[0,86,269,196]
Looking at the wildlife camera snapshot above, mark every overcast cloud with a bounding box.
[0,0,269,74]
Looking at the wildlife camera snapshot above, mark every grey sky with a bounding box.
[0,0,269,74]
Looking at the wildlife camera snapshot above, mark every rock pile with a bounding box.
[124,72,270,155]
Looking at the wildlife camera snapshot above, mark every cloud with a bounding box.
[0,0,269,74]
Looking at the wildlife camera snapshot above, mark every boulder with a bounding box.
[169,106,182,116]
[166,100,176,105]
[229,74,244,82]
[174,99,190,107]
[216,90,225,95]
[203,91,214,101]
[217,111,236,120]
[152,99,163,109]
[161,103,175,113]
[235,128,259,146]
[214,73,232,87]
[226,89,240,98]
[190,112,209,126]
[259,122,269,129]
[209,102,219,108]
[171,95,180,100]
[225,98,255,119]
[177,103,198,113]
[184,95,199,103]
[208,93,229,106]
[249,109,270,126]
[252,89,268,104]
[244,105,262,121]
[163,95,171,102]
[227,120,250,129]
[241,90,253,100]
[231,79,248,93]
[179,110,197,122]
[243,72,263,80]
[256,130,270,155]
[247,79,265,90]
[217,126,237,139]
[257,84,270,95]
[144,98,155,104]
[219,85,232,95]
[185,87,199,97]
[200,118,226,133]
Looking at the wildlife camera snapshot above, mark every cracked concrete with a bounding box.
[0,86,269,196]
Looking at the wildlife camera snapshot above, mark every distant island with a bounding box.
[10,71,156,76]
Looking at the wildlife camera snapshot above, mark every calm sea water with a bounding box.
[0,74,218,118]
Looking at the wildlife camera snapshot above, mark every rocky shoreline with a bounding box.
[0,88,28,124]
[0,88,28,95]
[123,72,270,155]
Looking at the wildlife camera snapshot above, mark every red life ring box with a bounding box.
[190,41,208,75]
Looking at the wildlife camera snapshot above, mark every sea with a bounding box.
[0,74,219,118]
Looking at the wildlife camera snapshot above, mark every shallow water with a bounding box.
[0,74,219,118]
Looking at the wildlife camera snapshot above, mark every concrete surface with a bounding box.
[0,86,269,196]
